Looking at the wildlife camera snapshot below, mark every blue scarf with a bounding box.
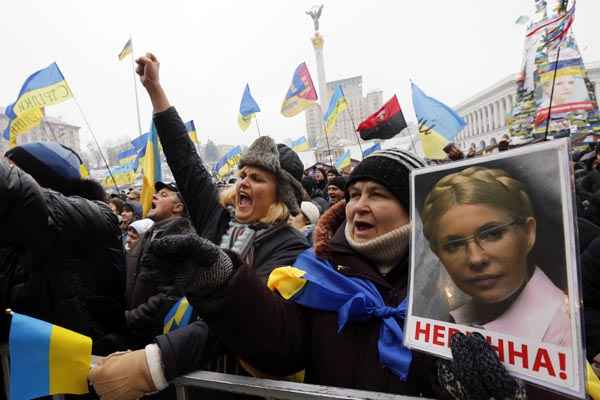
[267,248,412,380]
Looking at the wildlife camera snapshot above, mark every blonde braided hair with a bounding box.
[421,167,534,247]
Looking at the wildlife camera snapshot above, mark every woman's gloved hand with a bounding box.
[437,332,527,400]
[88,350,156,400]
[150,232,236,294]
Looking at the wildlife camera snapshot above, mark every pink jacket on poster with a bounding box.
[451,267,572,347]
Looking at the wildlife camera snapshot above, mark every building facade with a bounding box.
[305,75,383,152]
[454,62,600,152]
[0,107,81,156]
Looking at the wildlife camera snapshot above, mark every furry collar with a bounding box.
[314,200,347,259]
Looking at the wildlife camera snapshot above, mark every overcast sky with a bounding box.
[2,0,600,150]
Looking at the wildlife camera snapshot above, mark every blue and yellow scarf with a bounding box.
[267,248,412,380]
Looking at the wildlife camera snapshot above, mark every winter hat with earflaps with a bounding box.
[238,136,304,215]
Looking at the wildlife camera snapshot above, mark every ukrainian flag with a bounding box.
[3,63,73,145]
[140,124,162,216]
[163,297,193,334]
[9,312,92,400]
[362,143,381,158]
[117,147,138,166]
[238,84,261,131]
[185,120,199,143]
[291,136,310,152]
[411,83,465,160]
[118,38,133,61]
[335,149,352,171]
[212,146,242,179]
[323,86,348,134]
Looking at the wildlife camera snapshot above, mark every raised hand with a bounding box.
[135,53,160,90]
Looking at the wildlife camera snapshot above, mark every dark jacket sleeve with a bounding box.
[254,226,310,282]
[125,293,178,333]
[198,264,309,377]
[0,158,49,248]
[154,320,212,381]
[153,107,230,242]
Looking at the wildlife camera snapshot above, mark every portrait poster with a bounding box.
[404,139,586,398]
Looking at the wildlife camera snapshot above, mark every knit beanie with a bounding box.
[238,136,304,215]
[328,176,347,191]
[346,148,425,208]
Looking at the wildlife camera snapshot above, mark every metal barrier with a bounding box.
[172,371,428,400]
[1,344,431,400]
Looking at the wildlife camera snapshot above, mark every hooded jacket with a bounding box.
[0,159,126,356]
[192,201,442,397]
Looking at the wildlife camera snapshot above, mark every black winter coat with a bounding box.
[0,159,126,356]
[151,107,310,380]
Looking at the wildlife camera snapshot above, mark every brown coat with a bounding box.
[197,201,443,397]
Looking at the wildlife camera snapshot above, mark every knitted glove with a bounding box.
[437,332,527,400]
[88,350,156,400]
[150,232,235,294]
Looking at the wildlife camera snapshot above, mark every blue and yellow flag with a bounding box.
[3,63,73,145]
[323,86,348,134]
[212,146,242,179]
[335,149,352,171]
[185,120,199,143]
[9,312,92,400]
[281,62,318,117]
[118,38,133,61]
[411,83,465,160]
[291,136,310,152]
[362,143,381,158]
[163,297,194,334]
[118,147,138,166]
[238,84,261,131]
[140,124,162,216]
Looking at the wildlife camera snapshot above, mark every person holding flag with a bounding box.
[88,52,310,399]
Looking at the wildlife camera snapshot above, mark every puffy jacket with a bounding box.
[0,159,126,356]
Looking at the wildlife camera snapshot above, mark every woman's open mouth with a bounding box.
[238,192,253,209]
[354,221,375,237]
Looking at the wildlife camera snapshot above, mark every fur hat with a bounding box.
[238,136,304,215]
[346,148,425,209]
[328,176,347,191]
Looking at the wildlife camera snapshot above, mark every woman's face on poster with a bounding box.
[433,203,536,304]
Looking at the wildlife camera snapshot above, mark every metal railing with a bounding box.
[0,344,431,400]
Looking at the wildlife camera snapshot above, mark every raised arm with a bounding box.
[136,53,229,240]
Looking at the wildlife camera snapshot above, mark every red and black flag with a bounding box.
[357,95,407,140]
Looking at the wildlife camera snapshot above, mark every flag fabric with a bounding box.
[281,62,318,117]
[9,312,92,400]
[335,149,352,171]
[118,38,133,61]
[357,95,407,140]
[411,83,466,160]
[117,147,138,166]
[3,63,73,145]
[362,143,381,158]
[323,86,348,134]
[185,120,199,143]
[212,146,242,179]
[163,297,193,334]
[238,84,261,131]
[102,162,137,188]
[140,124,162,216]
[291,136,310,152]
[267,249,412,380]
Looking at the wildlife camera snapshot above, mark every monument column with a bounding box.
[311,33,329,109]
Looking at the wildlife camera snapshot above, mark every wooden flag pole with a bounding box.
[340,87,364,159]
[255,116,262,137]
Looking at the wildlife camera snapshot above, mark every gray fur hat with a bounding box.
[238,136,304,215]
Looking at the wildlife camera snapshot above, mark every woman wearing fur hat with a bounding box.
[88,53,310,399]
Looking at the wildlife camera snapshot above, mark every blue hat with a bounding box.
[6,142,84,192]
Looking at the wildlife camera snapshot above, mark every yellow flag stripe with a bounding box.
[267,267,308,300]
[13,81,72,116]
[48,325,92,395]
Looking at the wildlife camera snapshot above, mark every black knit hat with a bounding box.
[328,176,347,191]
[346,148,426,208]
[238,136,304,215]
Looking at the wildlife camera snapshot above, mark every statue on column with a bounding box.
[306,5,324,32]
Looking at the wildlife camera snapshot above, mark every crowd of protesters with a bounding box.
[0,51,599,400]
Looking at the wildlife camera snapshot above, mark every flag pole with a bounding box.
[340,87,364,159]
[255,116,262,137]
[322,121,334,167]
[129,36,143,139]
[72,96,119,192]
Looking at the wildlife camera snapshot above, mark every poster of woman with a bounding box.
[405,139,586,398]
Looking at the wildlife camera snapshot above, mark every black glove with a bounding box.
[149,232,235,294]
[437,332,527,400]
